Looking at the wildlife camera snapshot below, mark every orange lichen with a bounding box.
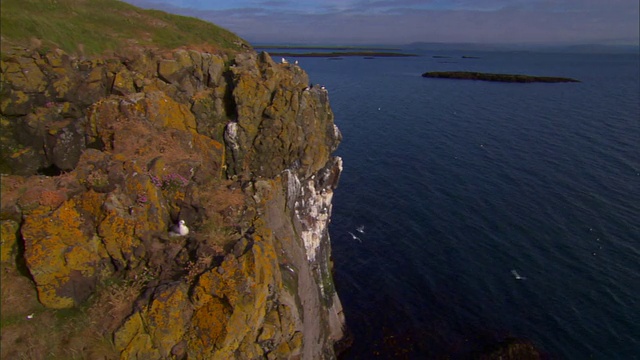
[98,210,138,266]
[191,269,218,307]
[143,91,197,133]
[76,190,105,220]
[1,46,344,357]
[145,283,192,356]
[188,298,230,354]
[114,313,161,359]
[213,255,245,307]
[21,199,106,308]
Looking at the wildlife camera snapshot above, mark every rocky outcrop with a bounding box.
[225,52,340,180]
[1,45,345,359]
[475,337,543,359]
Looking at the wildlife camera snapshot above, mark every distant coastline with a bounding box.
[422,71,580,83]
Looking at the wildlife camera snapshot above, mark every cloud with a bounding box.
[121,0,640,45]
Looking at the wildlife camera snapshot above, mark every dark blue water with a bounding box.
[294,51,639,359]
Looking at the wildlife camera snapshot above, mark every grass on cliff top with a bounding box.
[0,0,249,56]
[1,268,140,359]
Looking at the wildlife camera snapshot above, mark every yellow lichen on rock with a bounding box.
[98,209,139,267]
[146,283,193,357]
[76,190,106,220]
[143,91,197,133]
[85,98,124,150]
[114,312,161,360]
[192,133,225,178]
[114,283,194,358]
[211,227,285,358]
[51,70,73,99]
[191,267,218,307]
[187,297,230,357]
[1,45,346,358]
[21,199,108,308]
[2,57,48,92]
[112,70,137,95]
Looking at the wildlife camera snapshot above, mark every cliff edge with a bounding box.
[1,42,345,359]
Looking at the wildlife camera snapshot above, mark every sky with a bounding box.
[121,0,640,46]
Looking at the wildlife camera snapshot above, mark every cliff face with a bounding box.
[0,45,345,359]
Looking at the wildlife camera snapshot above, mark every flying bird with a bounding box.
[348,232,362,243]
[356,225,365,234]
[511,269,527,280]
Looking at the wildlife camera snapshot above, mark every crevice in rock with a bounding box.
[85,136,106,151]
[13,226,36,283]
[222,70,237,120]
[37,163,62,176]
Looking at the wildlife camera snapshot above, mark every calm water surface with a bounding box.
[291,51,639,359]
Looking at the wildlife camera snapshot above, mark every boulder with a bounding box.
[21,200,109,308]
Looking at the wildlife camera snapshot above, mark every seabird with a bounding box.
[348,232,362,243]
[356,225,365,234]
[511,269,526,280]
[281,57,288,64]
[294,60,299,65]
[169,219,189,237]
[320,85,326,90]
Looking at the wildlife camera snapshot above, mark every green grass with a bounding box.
[0,0,249,55]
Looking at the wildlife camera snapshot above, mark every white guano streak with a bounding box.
[300,179,333,262]
[286,169,334,262]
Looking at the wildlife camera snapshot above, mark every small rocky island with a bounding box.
[422,71,580,83]
[271,51,417,57]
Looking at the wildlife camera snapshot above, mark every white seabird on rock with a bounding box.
[169,219,189,237]
[281,57,288,64]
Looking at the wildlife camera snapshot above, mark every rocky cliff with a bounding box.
[0,44,346,359]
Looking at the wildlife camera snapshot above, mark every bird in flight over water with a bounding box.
[511,269,527,280]
[348,232,362,243]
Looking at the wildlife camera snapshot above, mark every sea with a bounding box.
[269,48,640,359]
